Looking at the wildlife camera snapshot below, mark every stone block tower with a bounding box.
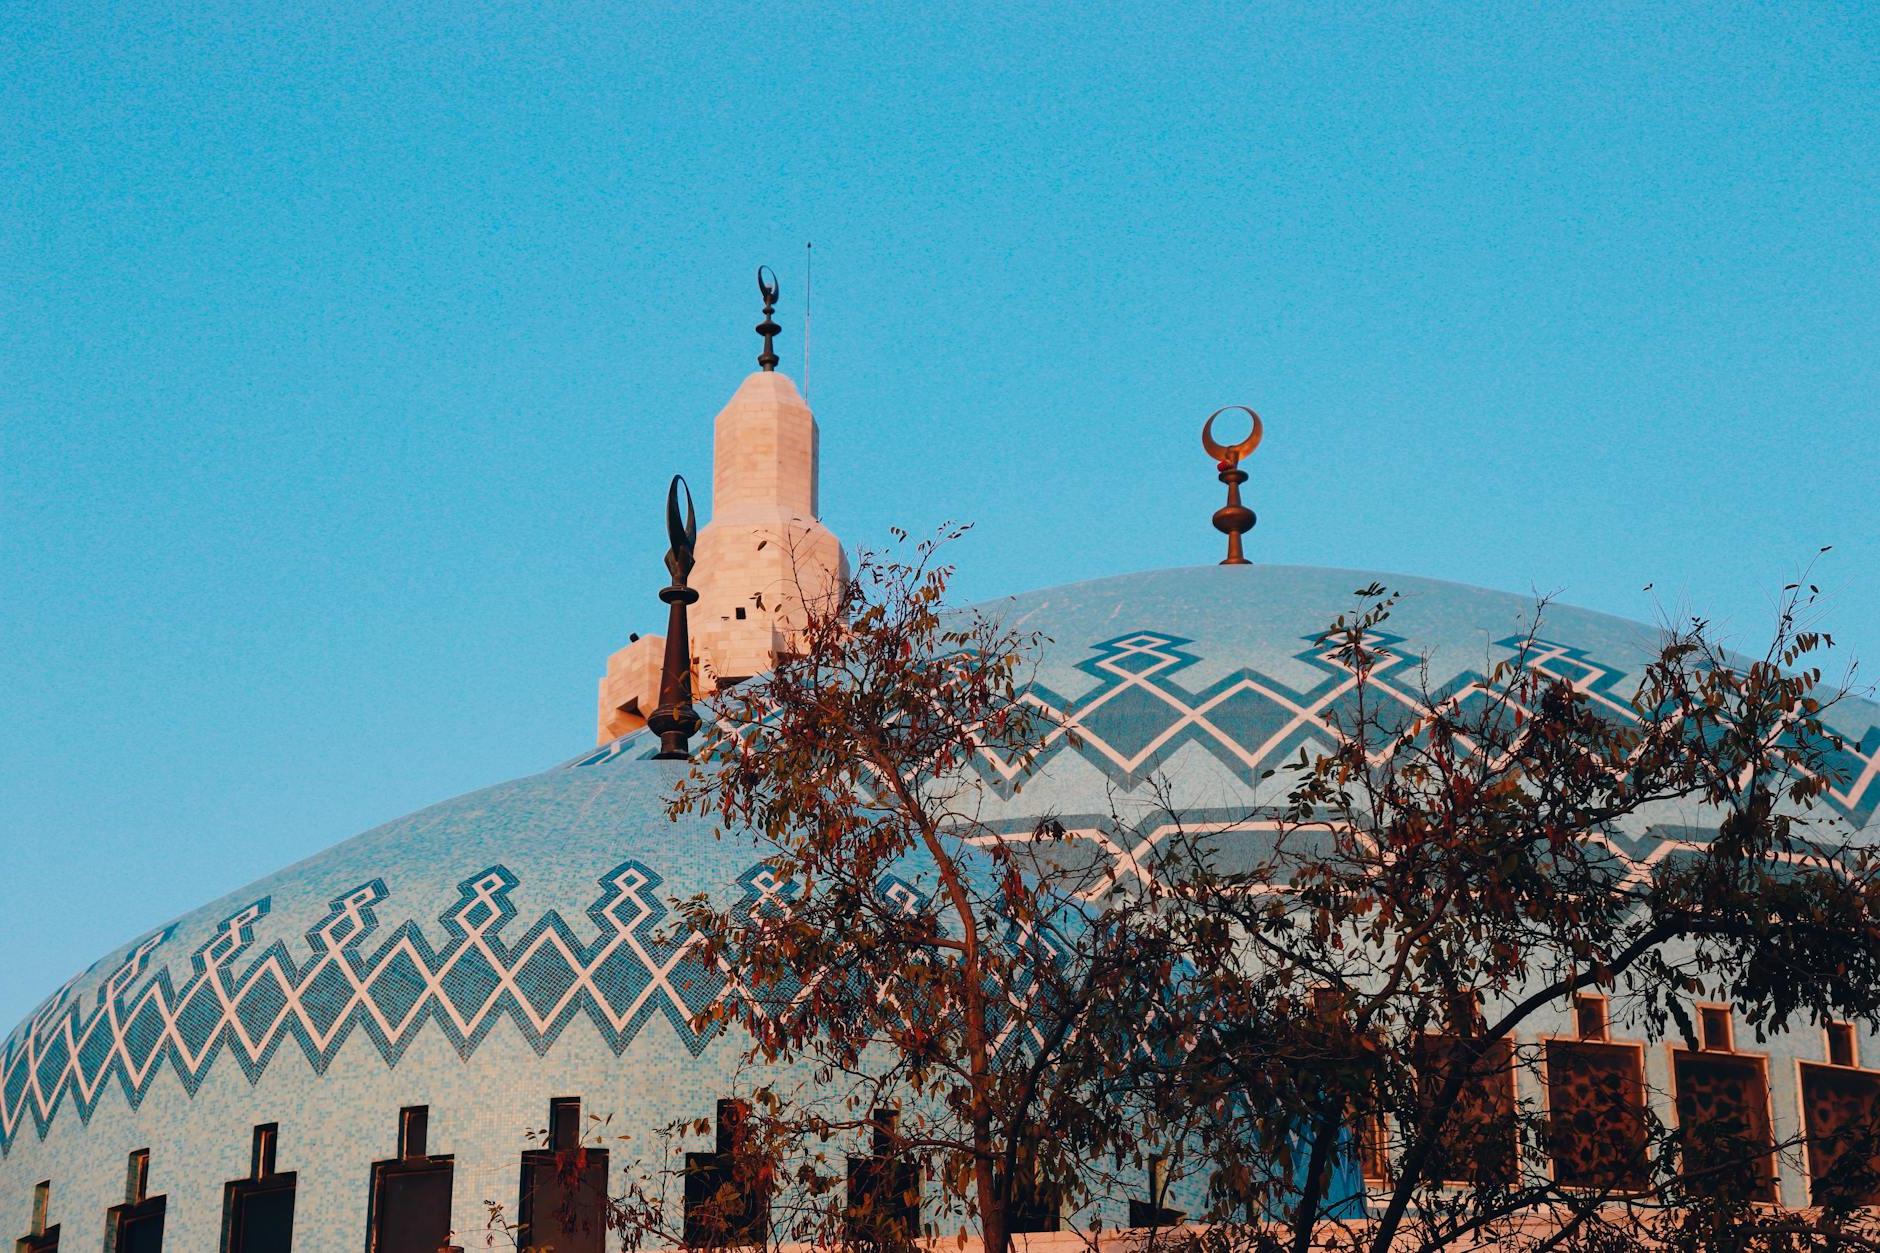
[597,278,846,742]
[688,369,846,686]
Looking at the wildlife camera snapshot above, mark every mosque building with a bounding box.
[4,281,1879,1253]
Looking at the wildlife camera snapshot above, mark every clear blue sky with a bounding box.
[2,3,1875,1028]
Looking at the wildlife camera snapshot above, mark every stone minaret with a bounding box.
[687,368,846,686]
[597,281,846,742]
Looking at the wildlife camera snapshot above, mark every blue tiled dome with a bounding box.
[5,566,1877,1247]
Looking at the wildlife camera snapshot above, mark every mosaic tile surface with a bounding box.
[4,566,1875,1243]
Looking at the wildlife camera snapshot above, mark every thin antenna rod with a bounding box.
[804,241,812,401]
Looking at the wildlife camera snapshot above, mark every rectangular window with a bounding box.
[108,1150,165,1253]
[1698,1005,1733,1052]
[111,1205,166,1253]
[251,1125,279,1181]
[19,1179,59,1252]
[1800,1061,1880,1206]
[847,1109,922,1241]
[367,1161,453,1253]
[1672,1049,1777,1202]
[1414,1034,1517,1186]
[1545,1039,1649,1192]
[224,1124,296,1253]
[1005,1146,1060,1235]
[684,1100,769,1248]
[519,1099,608,1253]
[549,1097,581,1153]
[1127,1154,1185,1229]
[1357,1116,1390,1186]
[1304,985,1389,1189]
[1829,1022,1859,1068]
[1574,994,1610,1042]
[224,1182,296,1253]
[398,1107,429,1159]
[369,1110,453,1253]
[19,1226,61,1252]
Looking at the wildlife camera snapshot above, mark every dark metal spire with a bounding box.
[648,475,702,759]
[756,265,781,371]
[1202,407,1264,566]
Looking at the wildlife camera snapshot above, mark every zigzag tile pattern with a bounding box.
[6,632,1874,1154]
[0,861,759,1152]
[960,631,1878,827]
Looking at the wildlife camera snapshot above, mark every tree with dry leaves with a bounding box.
[1099,576,1880,1253]
[495,538,1879,1253]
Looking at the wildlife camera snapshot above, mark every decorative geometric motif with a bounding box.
[960,631,1878,828]
[8,631,1875,1154]
[1799,1063,1880,1205]
[572,631,1878,826]
[1670,1050,1778,1200]
[1,862,739,1152]
[1543,1040,1651,1190]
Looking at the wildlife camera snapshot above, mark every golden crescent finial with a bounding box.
[1202,406,1264,466]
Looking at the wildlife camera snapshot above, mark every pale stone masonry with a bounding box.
[597,369,847,741]
[596,632,663,741]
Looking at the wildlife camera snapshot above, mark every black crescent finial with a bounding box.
[756,266,780,371]
[663,474,696,583]
[649,473,702,760]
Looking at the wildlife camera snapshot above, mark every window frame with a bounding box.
[17,1179,59,1252]
[105,1150,165,1253]
[1796,1049,1880,1209]
[365,1108,455,1253]
[1411,1029,1520,1190]
[846,1108,923,1241]
[220,1124,296,1253]
[1665,1033,1780,1206]
[1573,992,1611,1043]
[1827,1021,1860,1069]
[682,1099,770,1248]
[220,1174,297,1253]
[1539,1032,1653,1195]
[516,1098,609,1253]
[1695,1001,1735,1053]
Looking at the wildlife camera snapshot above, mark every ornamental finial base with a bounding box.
[1200,407,1263,566]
